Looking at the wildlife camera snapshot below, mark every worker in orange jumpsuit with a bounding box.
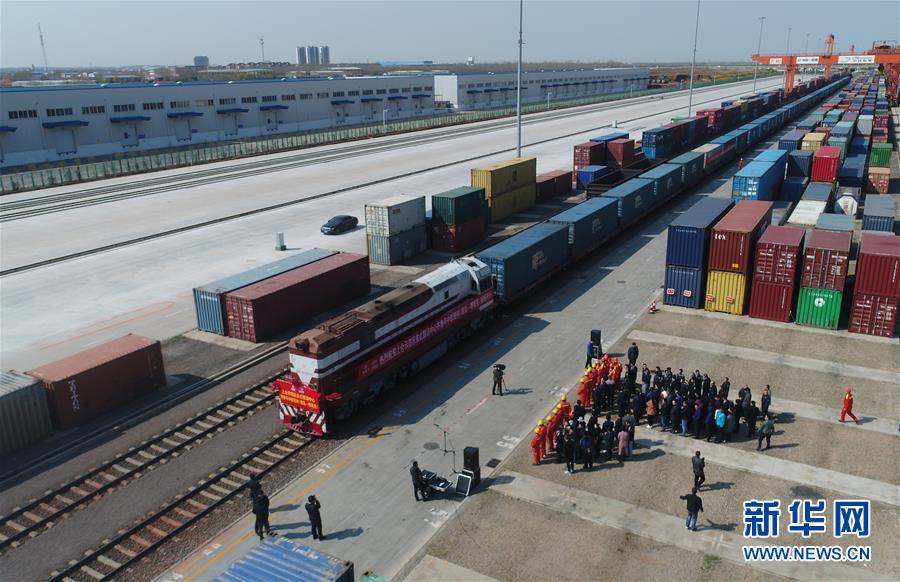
[545,413,557,451]
[738,157,746,170]
[558,394,571,422]
[531,421,546,464]
[839,386,859,424]
[578,375,594,409]
[610,358,622,386]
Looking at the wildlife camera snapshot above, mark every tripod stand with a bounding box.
[433,423,457,474]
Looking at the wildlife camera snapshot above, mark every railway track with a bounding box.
[0,78,785,223]
[0,368,288,553]
[49,431,311,581]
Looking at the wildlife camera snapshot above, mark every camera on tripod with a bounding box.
[493,363,506,371]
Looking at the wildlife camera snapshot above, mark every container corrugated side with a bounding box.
[214,538,354,582]
[366,226,428,266]
[364,196,426,237]
[666,198,734,269]
[855,234,900,299]
[801,230,851,291]
[707,201,773,274]
[487,184,536,222]
[704,271,749,315]
[547,197,619,259]
[848,293,898,337]
[601,179,656,227]
[636,163,683,202]
[795,287,842,329]
[0,371,52,455]
[786,200,827,227]
[26,335,166,431]
[787,150,813,177]
[431,186,486,226]
[475,223,569,300]
[754,226,804,284]
[815,214,854,232]
[471,157,537,199]
[667,152,705,189]
[749,280,795,322]
[193,249,337,335]
[663,265,704,309]
[862,195,896,233]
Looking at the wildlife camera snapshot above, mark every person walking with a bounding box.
[679,487,704,532]
[760,385,772,418]
[252,491,273,541]
[757,416,775,451]
[305,495,325,540]
[692,451,706,489]
[410,460,428,501]
[839,386,859,424]
[617,427,630,462]
[491,364,505,396]
[627,342,639,367]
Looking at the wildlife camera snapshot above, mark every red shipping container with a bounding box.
[432,215,488,253]
[800,230,851,291]
[867,167,890,194]
[708,201,774,274]
[749,280,795,322]
[536,174,556,201]
[754,225,805,284]
[607,138,635,168]
[573,142,606,177]
[225,253,370,342]
[848,293,898,337]
[855,233,900,299]
[811,146,841,182]
[551,170,573,196]
[27,335,166,430]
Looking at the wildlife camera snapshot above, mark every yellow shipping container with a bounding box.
[704,271,749,315]
[471,157,537,199]
[800,132,827,152]
[487,184,536,222]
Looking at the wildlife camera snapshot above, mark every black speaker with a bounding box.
[463,446,481,486]
[591,329,603,356]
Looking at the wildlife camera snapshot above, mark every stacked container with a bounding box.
[0,371,53,455]
[815,213,854,233]
[431,186,488,252]
[748,226,805,322]
[868,143,892,167]
[576,165,610,189]
[731,161,784,201]
[867,167,890,194]
[705,201,773,315]
[573,142,606,180]
[849,234,900,337]
[365,196,427,265]
[795,230,851,329]
[607,139,635,168]
[787,150,813,178]
[778,130,808,151]
[800,133,827,151]
[547,198,619,260]
[811,146,841,182]
[471,157,537,222]
[663,198,734,309]
[862,195,896,233]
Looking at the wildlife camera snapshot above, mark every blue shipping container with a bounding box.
[193,248,336,335]
[815,214,854,232]
[475,223,569,300]
[787,150,813,177]
[576,165,610,189]
[780,176,809,202]
[738,123,761,144]
[548,197,619,259]
[590,132,629,143]
[214,538,354,582]
[666,198,734,268]
[771,200,795,226]
[663,265,704,309]
[636,163,683,202]
[778,130,807,151]
[802,182,834,204]
[732,161,781,201]
[754,149,789,167]
[601,179,656,227]
[862,195,896,232]
[667,151,706,189]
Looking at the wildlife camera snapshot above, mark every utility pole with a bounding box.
[259,37,265,62]
[515,0,524,157]
[686,0,700,117]
[752,16,766,92]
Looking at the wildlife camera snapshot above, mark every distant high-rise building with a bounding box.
[318,46,330,65]
[193,55,210,68]
[306,45,320,65]
[295,46,307,65]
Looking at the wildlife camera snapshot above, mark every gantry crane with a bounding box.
[752,36,900,104]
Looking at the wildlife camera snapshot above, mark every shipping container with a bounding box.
[868,143,892,167]
[27,335,166,431]
[601,179,656,227]
[787,200,827,227]
[193,249,337,335]
[855,233,900,298]
[787,150,813,177]
[471,157,537,199]
[833,186,861,216]
[815,214,854,233]
[536,174,556,201]
[576,165,610,189]
[801,132,827,151]
[0,371,52,455]
[749,280,795,322]
[704,270,749,315]
[867,167,890,194]
[573,142,606,176]
[431,186,486,226]
[666,198,734,269]
[778,130,808,151]
[432,215,488,253]
[811,146,841,183]
[366,225,428,266]
[708,200,774,274]
[549,169,574,196]
[214,538,354,582]
[780,176,808,202]
[547,197,619,260]
[731,161,781,201]
[795,287,843,329]
[636,163,683,202]
[225,253,370,343]
[475,223,569,300]
[862,195,896,233]
[801,230,851,290]
[693,142,731,172]
[848,293,898,337]
[487,183,537,222]
[607,138,635,168]
[590,132,630,144]
[667,151,705,189]
[364,196,426,237]
[755,149,790,167]
[663,265,704,309]
[754,225,804,284]
[771,200,795,226]
[802,181,834,204]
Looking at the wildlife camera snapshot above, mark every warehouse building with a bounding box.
[0,75,434,168]
[433,68,650,110]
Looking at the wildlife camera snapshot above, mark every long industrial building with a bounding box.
[0,75,434,167]
[433,68,650,110]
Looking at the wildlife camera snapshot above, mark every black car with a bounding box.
[320,215,359,235]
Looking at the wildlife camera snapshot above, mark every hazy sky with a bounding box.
[2,1,897,68]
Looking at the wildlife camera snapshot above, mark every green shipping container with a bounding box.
[869,143,892,167]
[795,287,842,330]
[431,186,486,226]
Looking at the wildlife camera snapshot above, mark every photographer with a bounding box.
[492,364,505,396]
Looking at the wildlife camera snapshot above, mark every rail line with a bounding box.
[49,431,311,581]
[0,368,288,553]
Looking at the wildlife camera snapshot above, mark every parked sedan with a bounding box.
[320,215,359,235]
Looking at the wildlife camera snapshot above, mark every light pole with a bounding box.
[786,27,792,53]
[546,92,551,109]
[382,108,388,130]
[686,0,700,117]
[752,16,766,92]
[515,0,524,157]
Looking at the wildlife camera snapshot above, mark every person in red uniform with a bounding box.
[558,394,571,421]
[839,386,859,424]
[531,422,546,464]
[578,376,592,409]
[545,414,557,452]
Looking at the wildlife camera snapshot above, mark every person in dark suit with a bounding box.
[627,342,639,367]
[246,473,262,502]
[692,451,706,489]
[305,495,325,540]
[252,491,274,541]
[410,460,428,501]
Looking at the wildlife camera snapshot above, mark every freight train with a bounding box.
[275,75,851,437]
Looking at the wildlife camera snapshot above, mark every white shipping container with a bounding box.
[365,196,426,237]
[0,371,52,455]
[787,200,827,227]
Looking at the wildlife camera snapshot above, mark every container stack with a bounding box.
[848,233,900,337]
[704,200,773,315]
[811,146,841,183]
[365,196,427,265]
[576,165,611,189]
[573,142,606,181]
[607,138,635,168]
[431,186,488,252]
[731,149,788,201]
[861,195,896,233]
[535,170,573,201]
[471,157,537,222]
[795,230,851,330]
[663,198,734,309]
[800,132,827,152]
[748,226,805,322]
